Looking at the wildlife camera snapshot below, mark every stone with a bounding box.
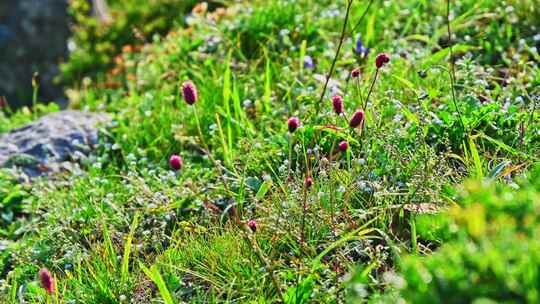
[0,110,110,177]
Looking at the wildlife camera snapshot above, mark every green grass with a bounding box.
[1,0,539,303]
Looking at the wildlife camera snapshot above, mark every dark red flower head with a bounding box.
[332,95,344,115]
[305,176,313,188]
[38,268,55,294]
[169,154,183,170]
[349,110,365,128]
[351,68,360,78]
[288,117,300,133]
[375,53,390,69]
[338,141,349,152]
[247,219,257,232]
[181,80,198,105]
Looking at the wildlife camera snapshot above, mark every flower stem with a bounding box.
[316,0,353,115]
[300,186,308,248]
[288,134,294,178]
[446,0,466,133]
[350,0,376,35]
[363,68,379,111]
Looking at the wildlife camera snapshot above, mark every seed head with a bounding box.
[181,80,198,105]
[247,219,257,232]
[375,53,390,69]
[288,117,300,133]
[332,95,344,114]
[349,110,365,128]
[339,141,349,152]
[169,154,183,170]
[38,268,55,294]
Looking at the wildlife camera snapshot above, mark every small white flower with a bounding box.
[279,29,290,37]
[242,99,253,107]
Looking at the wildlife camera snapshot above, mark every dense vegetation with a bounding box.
[1,0,539,303]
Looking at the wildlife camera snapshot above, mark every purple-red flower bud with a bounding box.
[305,176,313,188]
[38,268,55,294]
[169,154,183,170]
[332,95,344,114]
[288,117,300,133]
[351,68,360,78]
[349,110,365,128]
[247,219,257,232]
[181,80,198,105]
[339,141,349,152]
[375,53,390,69]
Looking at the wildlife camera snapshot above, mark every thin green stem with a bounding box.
[242,228,284,302]
[316,0,354,115]
[363,68,379,111]
[192,105,232,192]
[446,0,466,133]
[300,186,308,248]
[288,134,294,178]
[525,90,537,136]
[350,0,376,35]
[193,105,207,150]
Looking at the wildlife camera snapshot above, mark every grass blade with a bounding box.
[223,50,233,153]
[121,212,140,284]
[140,262,175,304]
[264,55,272,113]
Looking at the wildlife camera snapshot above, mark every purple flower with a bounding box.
[332,95,344,115]
[305,176,313,188]
[169,154,183,170]
[304,55,315,69]
[375,53,390,69]
[38,268,55,294]
[338,141,349,152]
[181,80,198,105]
[288,117,300,133]
[354,34,369,58]
[349,110,365,128]
[247,219,257,232]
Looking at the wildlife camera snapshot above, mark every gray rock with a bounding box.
[0,110,110,177]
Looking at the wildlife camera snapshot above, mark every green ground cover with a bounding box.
[0,0,539,303]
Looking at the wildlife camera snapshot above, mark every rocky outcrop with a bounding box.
[0,110,110,177]
[0,0,70,109]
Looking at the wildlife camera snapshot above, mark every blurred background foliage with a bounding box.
[61,0,224,87]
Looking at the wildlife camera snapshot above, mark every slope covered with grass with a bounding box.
[1,0,539,303]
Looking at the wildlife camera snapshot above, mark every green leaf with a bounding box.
[421,44,476,68]
[256,180,273,200]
